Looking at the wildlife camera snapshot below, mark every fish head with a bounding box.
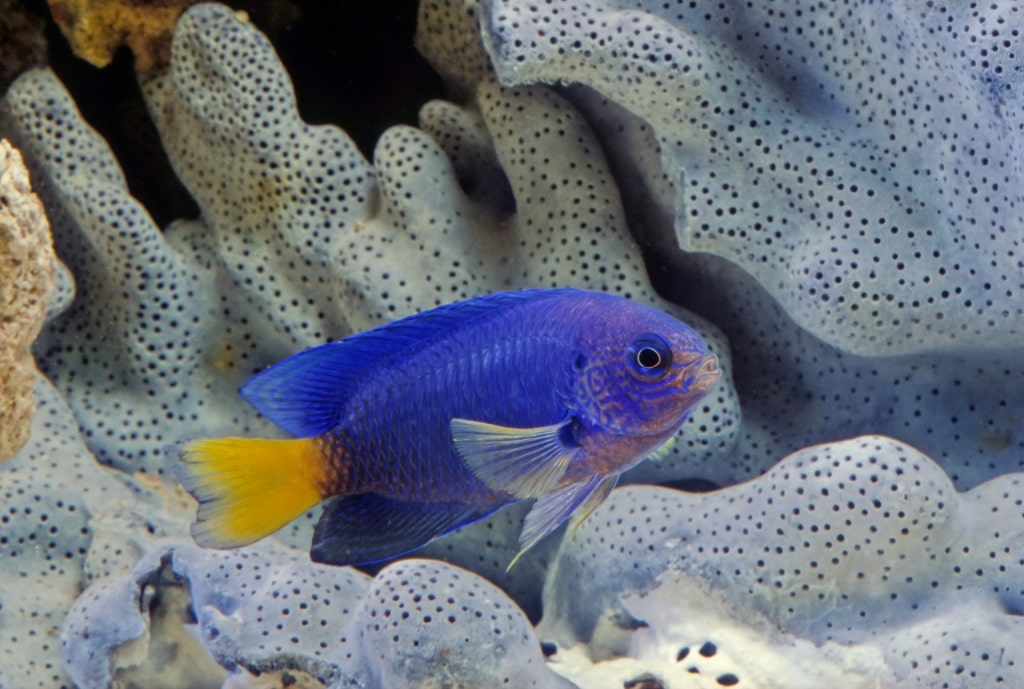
[572,301,720,438]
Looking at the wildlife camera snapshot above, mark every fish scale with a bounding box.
[176,289,719,566]
[335,329,572,503]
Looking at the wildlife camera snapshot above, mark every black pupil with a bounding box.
[637,346,662,369]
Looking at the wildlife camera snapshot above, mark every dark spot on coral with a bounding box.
[699,641,717,657]
[624,674,664,689]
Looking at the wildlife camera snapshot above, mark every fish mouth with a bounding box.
[683,353,720,396]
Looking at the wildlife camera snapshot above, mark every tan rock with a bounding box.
[0,139,55,461]
[48,0,203,71]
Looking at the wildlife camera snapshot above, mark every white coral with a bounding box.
[1,2,1023,688]
[539,436,1024,688]
[478,0,1024,357]
[0,4,736,482]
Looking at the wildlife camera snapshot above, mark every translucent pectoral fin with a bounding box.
[451,417,576,498]
[570,474,618,536]
[646,435,677,462]
[508,474,616,570]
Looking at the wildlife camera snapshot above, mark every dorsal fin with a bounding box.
[240,289,578,437]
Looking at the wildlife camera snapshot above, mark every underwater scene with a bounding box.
[1,0,1022,687]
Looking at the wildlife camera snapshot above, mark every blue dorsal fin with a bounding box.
[239,341,358,437]
[240,289,578,437]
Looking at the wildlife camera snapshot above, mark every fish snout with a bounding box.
[679,353,720,396]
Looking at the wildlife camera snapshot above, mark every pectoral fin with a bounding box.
[570,474,618,536]
[451,418,577,498]
[645,435,676,462]
[507,474,617,570]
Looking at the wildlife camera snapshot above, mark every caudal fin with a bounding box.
[175,437,327,549]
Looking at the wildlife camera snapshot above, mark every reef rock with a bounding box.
[478,0,1024,357]
[48,0,204,70]
[51,432,1024,689]
[1,2,1023,688]
[0,140,55,461]
[63,539,369,689]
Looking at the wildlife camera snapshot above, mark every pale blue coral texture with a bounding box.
[0,0,1022,688]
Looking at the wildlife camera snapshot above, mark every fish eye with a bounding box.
[627,335,672,379]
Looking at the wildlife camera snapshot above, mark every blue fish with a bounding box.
[175,289,719,567]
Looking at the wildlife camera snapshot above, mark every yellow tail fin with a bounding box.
[176,437,327,549]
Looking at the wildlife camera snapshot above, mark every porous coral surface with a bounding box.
[2,3,737,481]
[0,1,1021,687]
[540,436,1024,688]
[0,5,739,628]
[417,0,1024,497]
[0,377,178,689]
[62,539,371,688]
[479,0,1024,357]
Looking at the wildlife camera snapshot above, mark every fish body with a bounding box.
[176,289,719,567]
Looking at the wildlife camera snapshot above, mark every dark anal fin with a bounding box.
[310,494,486,566]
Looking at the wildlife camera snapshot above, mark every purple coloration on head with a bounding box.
[565,291,719,440]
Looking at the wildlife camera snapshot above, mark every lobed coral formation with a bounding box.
[539,436,1024,688]
[65,545,573,689]
[63,539,369,688]
[0,140,56,461]
[478,0,1024,358]
[1,3,737,481]
[416,0,1024,497]
[0,376,180,689]
[16,376,1021,688]
[0,0,1021,687]
[0,8,740,632]
[357,559,575,688]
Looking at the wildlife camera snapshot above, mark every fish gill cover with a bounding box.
[0,0,1020,687]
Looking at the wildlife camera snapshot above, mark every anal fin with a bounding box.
[311,494,487,566]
